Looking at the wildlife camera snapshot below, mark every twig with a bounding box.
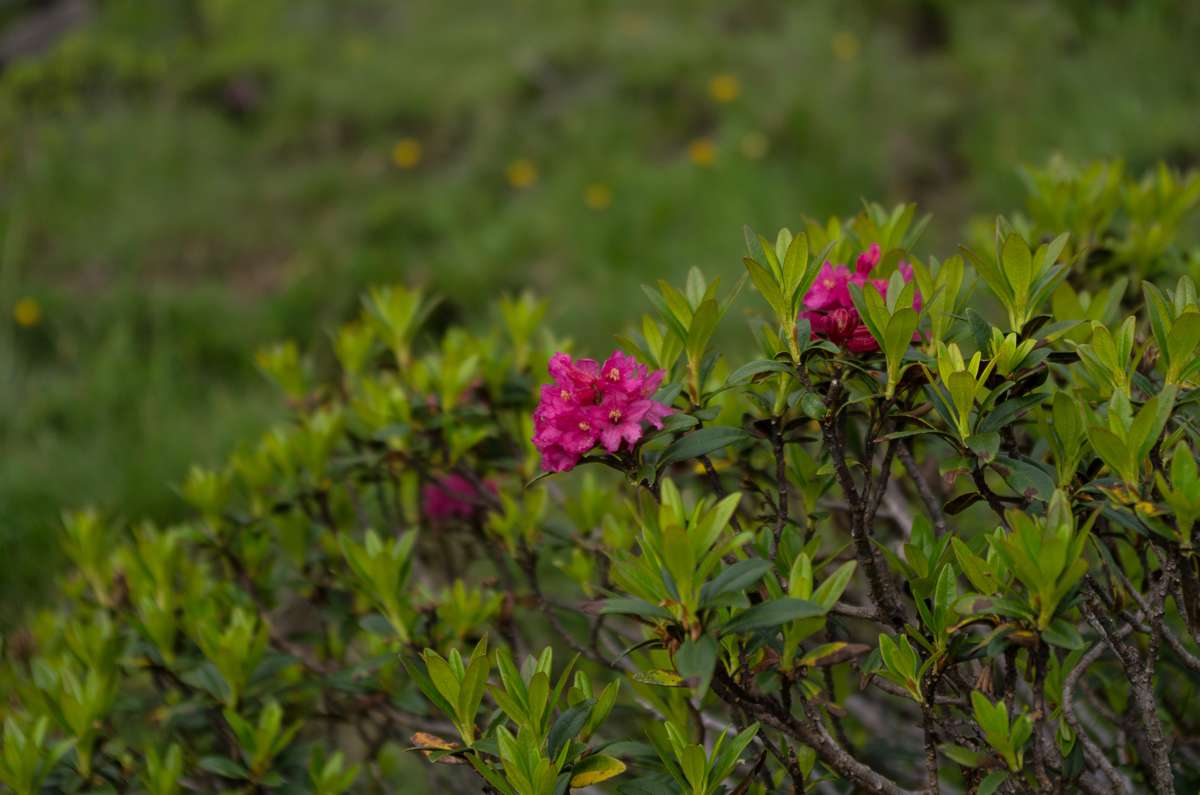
[921,670,943,794]
[821,379,906,629]
[772,416,790,557]
[898,442,948,536]
[1061,628,1133,794]
[1082,596,1176,795]
[712,668,921,795]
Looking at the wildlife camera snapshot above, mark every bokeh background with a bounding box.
[3,0,1199,620]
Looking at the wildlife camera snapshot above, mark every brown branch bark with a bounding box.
[898,441,948,536]
[1082,597,1176,795]
[821,381,907,630]
[712,668,921,795]
[1061,629,1133,794]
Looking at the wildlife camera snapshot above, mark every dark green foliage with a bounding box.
[4,170,1200,793]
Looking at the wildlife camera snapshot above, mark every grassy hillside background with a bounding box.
[2,0,1199,620]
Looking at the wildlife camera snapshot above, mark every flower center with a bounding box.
[607,368,620,381]
[577,421,591,431]
[559,389,571,401]
[609,409,622,423]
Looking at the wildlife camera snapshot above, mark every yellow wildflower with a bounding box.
[832,31,861,62]
[506,158,538,189]
[13,297,41,328]
[708,73,741,103]
[392,138,423,169]
[688,138,716,166]
[583,182,613,210]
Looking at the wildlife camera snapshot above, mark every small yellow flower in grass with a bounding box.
[583,182,612,210]
[13,297,41,328]
[832,31,861,62]
[708,73,741,103]
[392,137,422,169]
[506,158,538,189]
[740,131,769,160]
[688,138,716,166]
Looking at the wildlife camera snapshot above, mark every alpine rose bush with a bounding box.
[4,162,1200,795]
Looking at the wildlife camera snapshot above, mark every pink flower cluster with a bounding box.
[533,351,673,472]
[422,474,495,523]
[801,244,922,353]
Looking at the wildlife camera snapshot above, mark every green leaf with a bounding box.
[674,635,718,698]
[547,701,593,760]
[1143,282,1173,354]
[181,662,232,704]
[758,234,784,282]
[725,359,793,385]
[1001,233,1032,307]
[720,598,827,636]
[977,393,1047,435]
[782,230,810,302]
[945,372,978,438]
[421,651,461,709]
[1128,387,1177,463]
[1042,619,1084,650]
[798,391,827,419]
[811,561,857,609]
[933,564,957,619]
[951,538,998,596]
[962,245,1011,307]
[596,598,671,621]
[971,691,1008,740]
[978,770,1009,795]
[642,285,690,344]
[884,308,919,395]
[940,743,988,768]
[661,525,694,606]
[657,427,752,470]
[966,432,1001,463]
[359,613,397,637]
[198,756,249,780]
[458,655,489,742]
[1086,425,1132,484]
[699,559,772,607]
[401,656,458,720]
[656,280,694,328]
[744,258,788,323]
[848,282,887,347]
[686,300,720,363]
[467,752,517,795]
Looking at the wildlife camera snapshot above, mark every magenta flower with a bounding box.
[804,262,852,311]
[800,244,921,354]
[533,351,673,472]
[422,474,495,523]
[855,243,881,274]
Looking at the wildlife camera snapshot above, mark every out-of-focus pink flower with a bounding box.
[422,474,495,523]
[804,262,851,311]
[855,243,881,274]
[533,351,673,472]
[800,245,921,353]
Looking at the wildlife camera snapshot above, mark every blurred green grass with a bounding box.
[2,0,1199,620]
